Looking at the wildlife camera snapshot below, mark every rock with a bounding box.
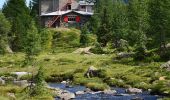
[59,91,75,100]
[11,72,31,79]
[85,66,98,78]
[160,61,170,71]
[84,88,91,93]
[7,93,16,99]
[61,81,67,84]
[116,52,134,59]
[73,47,94,55]
[126,88,142,94]
[103,89,117,94]
[75,91,85,95]
[159,76,166,81]
[13,80,28,87]
[0,77,5,85]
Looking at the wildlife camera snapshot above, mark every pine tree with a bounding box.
[97,8,112,47]
[30,66,46,96]
[127,0,149,48]
[149,0,170,56]
[80,24,89,46]
[24,21,41,65]
[0,12,11,54]
[30,0,40,28]
[112,0,128,48]
[2,0,31,51]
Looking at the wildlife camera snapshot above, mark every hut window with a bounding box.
[68,15,76,21]
[68,5,71,10]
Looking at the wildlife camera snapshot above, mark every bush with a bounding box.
[90,43,105,54]
[52,28,80,47]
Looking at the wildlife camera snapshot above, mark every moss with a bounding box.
[86,82,109,91]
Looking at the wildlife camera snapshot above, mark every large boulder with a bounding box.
[116,52,134,59]
[160,61,170,71]
[85,66,98,78]
[126,88,142,94]
[13,80,28,87]
[0,77,5,85]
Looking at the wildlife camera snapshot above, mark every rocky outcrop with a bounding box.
[160,61,170,71]
[126,88,142,94]
[85,66,98,78]
[75,91,85,95]
[0,77,5,85]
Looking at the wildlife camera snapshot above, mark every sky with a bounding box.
[0,0,30,9]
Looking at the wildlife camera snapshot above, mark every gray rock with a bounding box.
[13,80,28,87]
[131,97,144,100]
[0,77,5,85]
[11,72,31,79]
[103,89,117,94]
[116,52,134,59]
[85,66,98,78]
[59,91,75,100]
[160,61,170,71]
[84,88,91,93]
[7,93,16,99]
[75,91,85,95]
[126,88,142,94]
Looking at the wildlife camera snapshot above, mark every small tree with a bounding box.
[24,20,41,65]
[29,66,46,96]
[80,24,89,46]
[0,12,11,54]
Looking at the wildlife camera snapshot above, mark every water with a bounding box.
[48,83,161,100]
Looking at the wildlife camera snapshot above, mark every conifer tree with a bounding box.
[2,0,31,51]
[80,24,89,46]
[149,0,170,57]
[24,21,41,65]
[0,12,11,54]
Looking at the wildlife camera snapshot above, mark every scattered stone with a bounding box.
[13,80,28,87]
[160,61,170,71]
[84,88,91,93]
[7,93,16,99]
[0,77,5,85]
[126,88,142,94]
[103,89,117,94]
[75,91,85,95]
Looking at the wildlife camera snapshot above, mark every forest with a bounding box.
[0,0,170,100]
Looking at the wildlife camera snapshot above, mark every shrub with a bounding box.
[90,43,104,54]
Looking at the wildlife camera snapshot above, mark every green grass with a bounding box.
[0,46,169,98]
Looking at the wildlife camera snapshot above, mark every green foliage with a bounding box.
[30,66,46,96]
[80,24,89,46]
[86,82,109,91]
[24,21,41,65]
[40,28,53,51]
[2,0,31,51]
[90,43,104,54]
[52,28,80,47]
[0,12,11,54]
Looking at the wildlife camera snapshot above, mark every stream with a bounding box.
[48,83,162,100]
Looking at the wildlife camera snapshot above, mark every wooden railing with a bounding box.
[48,0,72,27]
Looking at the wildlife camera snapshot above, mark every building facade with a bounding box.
[39,0,94,28]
